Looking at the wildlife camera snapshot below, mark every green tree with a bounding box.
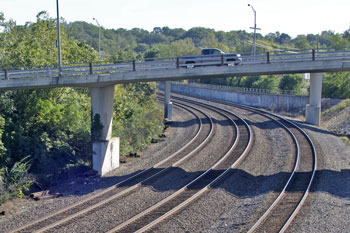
[251,75,281,92]
[240,76,260,88]
[293,35,311,51]
[323,72,350,98]
[182,27,216,46]
[113,83,163,156]
[279,74,306,94]
[329,34,350,50]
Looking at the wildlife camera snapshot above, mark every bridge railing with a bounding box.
[1,50,350,80]
[173,81,308,96]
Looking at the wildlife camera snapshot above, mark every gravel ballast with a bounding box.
[1,95,349,233]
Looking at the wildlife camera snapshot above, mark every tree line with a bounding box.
[64,21,350,58]
[0,11,349,202]
[63,20,350,98]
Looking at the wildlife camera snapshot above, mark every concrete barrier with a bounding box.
[161,82,309,111]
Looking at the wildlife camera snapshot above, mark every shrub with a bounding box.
[0,156,34,203]
[113,83,164,156]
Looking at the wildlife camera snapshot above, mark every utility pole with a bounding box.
[56,0,62,76]
[93,18,102,57]
[248,4,261,56]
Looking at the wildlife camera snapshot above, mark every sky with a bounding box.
[1,0,350,38]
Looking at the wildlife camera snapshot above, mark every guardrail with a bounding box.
[172,81,308,96]
[1,49,350,80]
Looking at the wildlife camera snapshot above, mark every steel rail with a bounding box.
[106,99,252,233]
[9,103,212,233]
[34,101,233,233]
[242,105,317,233]
[181,95,316,233]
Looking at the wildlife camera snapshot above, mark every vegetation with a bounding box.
[279,74,307,95]
[63,20,350,97]
[323,99,350,115]
[0,10,350,202]
[323,73,350,98]
[322,99,350,145]
[113,83,164,156]
[64,22,350,57]
[0,12,163,202]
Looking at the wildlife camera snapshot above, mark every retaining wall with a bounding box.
[160,82,309,111]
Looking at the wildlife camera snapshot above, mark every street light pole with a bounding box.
[248,4,261,56]
[93,18,101,56]
[56,0,62,76]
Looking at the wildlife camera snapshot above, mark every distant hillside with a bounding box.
[64,21,350,58]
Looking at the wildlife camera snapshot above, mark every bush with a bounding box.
[0,88,91,188]
[113,83,164,156]
[279,74,306,95]
[323,72,350,98]
[0,156,34,203]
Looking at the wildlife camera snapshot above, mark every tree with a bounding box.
[343,29,350,40]
[112,83,163,156]
[0,13,164,194]
[279,74,306,94]
[161,27,186,40]
[329,34,350,50]
[293,35,311,51]
[182,27,216,46]
[251,75,281,92]
[323,72,350,98]
[240,76,260,88]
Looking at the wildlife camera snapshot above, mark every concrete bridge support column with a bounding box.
[306,73,323,126]
[91,85,119,176]
[164,81,173,120]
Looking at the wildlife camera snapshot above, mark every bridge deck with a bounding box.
[1,51,350,90]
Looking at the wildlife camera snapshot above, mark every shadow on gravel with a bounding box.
[293,120,335,136]
[170,119,202,128]
[214,168,350,199]
[50,166,349,200]
[244,118,283,131]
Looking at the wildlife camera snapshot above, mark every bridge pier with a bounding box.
[164,81,173,120]
[91,85,119,176]
[306,73,323,126]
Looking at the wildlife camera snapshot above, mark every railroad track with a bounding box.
[105,99,253,233]
[9,99,241,233]
[243,105,317,233]
[9,95,315,233]
[9,102,211,233]
[172,95,317,233]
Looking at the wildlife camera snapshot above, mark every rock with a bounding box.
[30,190,63,201]
[81,169,98,177]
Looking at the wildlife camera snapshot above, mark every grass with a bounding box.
[323,99,350,116]
[340,136,350,145]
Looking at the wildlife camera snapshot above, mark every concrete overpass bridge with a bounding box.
[1,50,350,175]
